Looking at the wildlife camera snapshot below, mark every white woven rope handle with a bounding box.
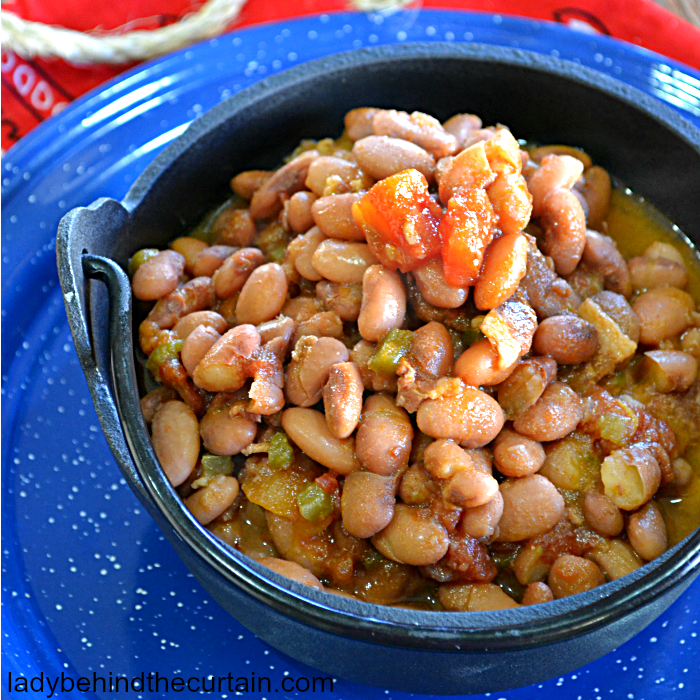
[0,0,411,65]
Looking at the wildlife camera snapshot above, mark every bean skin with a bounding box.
[344,107,379,141]
[356,394,413,475]
[249,150,318,219]
[627,501,668,561]
[287,191,317,234]
[281,407,359,474]
[173,311,227,339]
[311,193,366,241]
[512,382,582,442]
[151,401,200,487]
[454,338,520,387]
[353,135,436,183]
[371,503,449,566]
[323,361,364,438]
[231,170,271,200]
[213,247,265,299]
[642,350,697,392]
[358,265,406,342]
[532,315,599,365]
[185,475,239,525]
[316,281,363,322]
[341,471,396,539]
[413,257,469,309]
[473,233,529,311]
[236,263,288,325]
[541,187,587,276]
[583,489,624,537]
[193,324,260,392]
[193,245,238,278]
[497,357,558,421]
[459,490,504,539]
[199,393,257,455]
[293,226,326,282]
[132,250,185,301]
[496,474,565,542]
[493,426,545,477]
[632,287,695,345]
[181,325,221,376]
[548,554,605,599]
[257,315,296,350]
[580,231,631,297]
[522,582,554,606]
[527,154,584,218]
[600,445,661,510]
[258,557,324,590]
[417,387,505,448]
[305,156,361,197]
[311,239,379,284]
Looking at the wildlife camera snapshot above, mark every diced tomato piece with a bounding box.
[439,189,495,287]
[352,169,442,263]
[487,170,533,236]
[363,224,424,272]
[438,140,496,203]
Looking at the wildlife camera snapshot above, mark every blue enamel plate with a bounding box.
[3,10,699,699]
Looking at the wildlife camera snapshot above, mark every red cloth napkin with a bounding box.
[2,0,699,151]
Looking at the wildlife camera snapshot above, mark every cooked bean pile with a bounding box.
[132,107,700,611]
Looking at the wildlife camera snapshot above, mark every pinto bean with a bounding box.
[473,233,529,311]
[423,438,474,480]
[527,154,584,218]
[583,489,624,537]
[258,557,324,590]
[532,315,599,365]
[586,539,641,580]
[548,555,605,599]
[185,475,239,525]
[316,281,363,321]
[497,357,557,420]
[628,255,689,291]
[496,474,565,542]
[454,338,520,387]
[257,315,296,350]
[627,501,667,561]
[341,471,396,539]
[213,247,265,299]
[311,193,366,241]
[345,107,379,141]
[293,311,344,345]
[287,191,318,234]
[181,325,221,376]
[356,394,413,475]
[512,382,582,442]
[352,135,436,183]
[672,457,694,488]
[413,257,469,309]
[141,386,179,426]
[193,245,238,278]
[132,249,185,301]
[305,156,361,197]
[522,582,554,606]
[443,467,499,509]
[193,324,260,392]
[286,336,349,407]
[231,170,271,200]
[541,188,587,276]
[249,150,318,219]
[439,582,519,611]
[281,407,359,474]
[459,491,504,539]
[372,504,449,566]
[213,208,256,247]
[493,426,545,477]
[173,310,227,339]
[358,265,406,342]
[590,290,640,343]
[578,166,611,230]
[581,231,631,297]
[323,362,364,438]
[351,339,399,393]
[417,387,504,448]
[293,227,326,282]
[311,239,378,284]
[410,321,453,378]
[600,445,661,510]
[632,287,695,345]
[642,350,698,392]
[372,109,458,159]
[151,401,200,487]
[170,237,209,275]
[442,113,482,146]
[199,393,256,455]
[236,263,288,325]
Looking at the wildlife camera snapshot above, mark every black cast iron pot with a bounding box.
[56,43,700,695]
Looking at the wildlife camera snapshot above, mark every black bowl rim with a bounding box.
[100,42,700,651]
